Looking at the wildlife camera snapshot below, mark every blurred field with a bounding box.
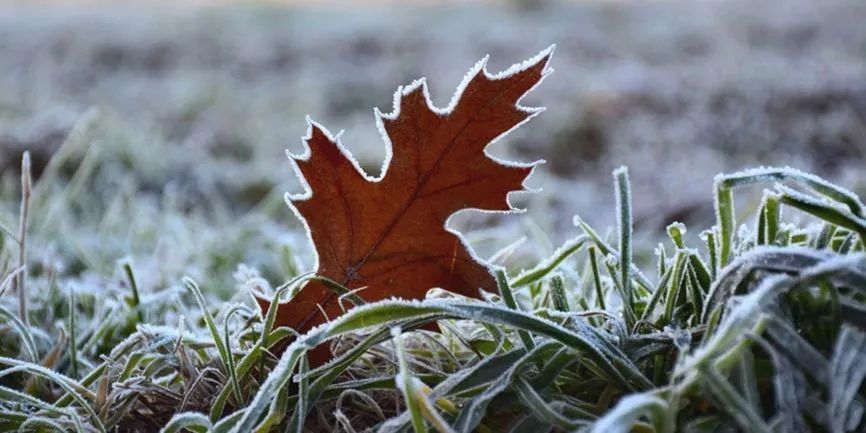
[1,0,866,290]
[2,2,866,431]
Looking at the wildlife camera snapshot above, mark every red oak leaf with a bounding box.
[256,47,554,364]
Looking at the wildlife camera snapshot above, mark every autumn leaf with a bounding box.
[256,47,554,363]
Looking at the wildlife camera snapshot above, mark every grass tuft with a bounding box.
[2,136,866,432]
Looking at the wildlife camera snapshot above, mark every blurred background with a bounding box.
[1,0,865,294]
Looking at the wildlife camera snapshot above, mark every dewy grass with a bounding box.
[3,142,866,433]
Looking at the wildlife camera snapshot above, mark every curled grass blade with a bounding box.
[0,304,39,363]
[160,412,211,433]
[589,393,672,433]
[0,357,105,433]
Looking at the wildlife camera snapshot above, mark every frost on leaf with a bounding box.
[256,47,554,364]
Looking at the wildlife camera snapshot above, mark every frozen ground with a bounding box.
[1,0,865,292]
